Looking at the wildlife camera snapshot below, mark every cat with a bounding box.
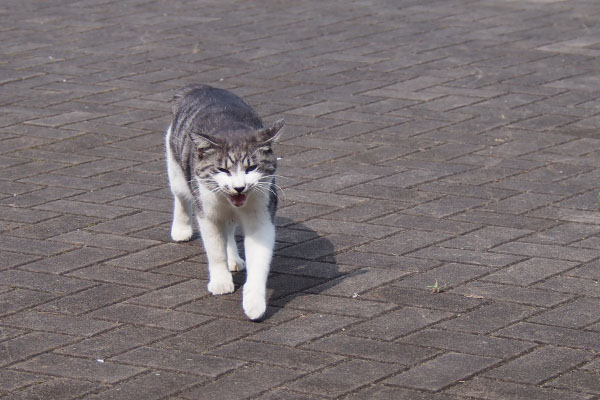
[165,84,284,321]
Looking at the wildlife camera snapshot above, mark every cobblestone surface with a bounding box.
[1,0,600,398]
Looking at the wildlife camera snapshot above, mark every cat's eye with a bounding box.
[217,167,231,175]
[246,165,258,173]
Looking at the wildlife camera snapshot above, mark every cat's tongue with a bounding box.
[230,193,247,207]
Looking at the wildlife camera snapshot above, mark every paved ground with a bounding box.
[1,0,600,398]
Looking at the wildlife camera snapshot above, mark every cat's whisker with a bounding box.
[260,174,289,180]
[251,185,269,200]
[250,182,271,197]
[258,178,286,197]
[259,180,285,196]
[269,182,285,193]
[256,182,278,196]
[270,173,286,177]
[255,182,285,205]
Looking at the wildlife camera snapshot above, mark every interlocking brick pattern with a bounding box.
[1,0,600,398]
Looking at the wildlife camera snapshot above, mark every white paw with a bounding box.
[243,290,266,321]
[207,273,234,295]
[228,256,246,272]
[171,222,193,242]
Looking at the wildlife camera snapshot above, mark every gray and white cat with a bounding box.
[165,84,284,321]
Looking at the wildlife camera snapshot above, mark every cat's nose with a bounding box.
[233,186,245,194]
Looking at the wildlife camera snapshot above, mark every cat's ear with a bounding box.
[190,133,220,153]
[257,119,285,145]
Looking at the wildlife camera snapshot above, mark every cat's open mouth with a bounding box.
[229,193,247,207]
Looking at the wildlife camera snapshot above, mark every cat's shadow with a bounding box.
[233,217,345,321]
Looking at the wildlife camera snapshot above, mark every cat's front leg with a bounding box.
[225,221,245,272]
[198,217,234,295]
[166,126,194,242]
[170,195,194,242]
[242,220,275,321]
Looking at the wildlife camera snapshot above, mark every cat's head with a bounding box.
[191,119,284,208]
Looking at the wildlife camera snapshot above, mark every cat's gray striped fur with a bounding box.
[165,84,284,320]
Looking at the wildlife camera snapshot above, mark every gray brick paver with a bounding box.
[484,345,593,384]
[12,353,145,384]
[208,340,342,371]
[0,369,47,393]
[112,346,244,377]
[4,378,102,400]
[446,377,594,400]
[385,352,500,391]
[2,0,600,398]
[286,359,400,398]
